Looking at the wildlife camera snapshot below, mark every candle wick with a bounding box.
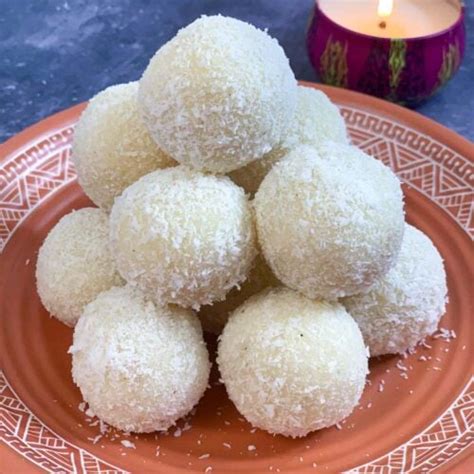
[378,20,387,29]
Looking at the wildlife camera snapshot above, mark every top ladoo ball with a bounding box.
[139,15,297,173]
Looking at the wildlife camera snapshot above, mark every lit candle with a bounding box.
[377,0,393,31]
[306,0,466,105]
[318,0,461,39]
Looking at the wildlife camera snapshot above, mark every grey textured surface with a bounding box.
[0,0,473,144]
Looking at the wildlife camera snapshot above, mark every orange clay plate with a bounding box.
[0,83,473,474]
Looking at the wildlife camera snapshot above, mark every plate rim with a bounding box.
[1,84,472,167]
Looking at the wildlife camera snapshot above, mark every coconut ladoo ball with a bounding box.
[110,167,257,309]
[72,82,176,210]
[36,208,123,327]
[343,224,448,356]
[198,254,279,335]
[229,86,349,194]
[139,15,297,173]
[255,143,404,301]
[70,285,210,433]
[217,288,368,438]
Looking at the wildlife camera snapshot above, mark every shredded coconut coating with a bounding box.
[343,224,448,356]
[70,285,210,433]
[138,15,297,173]
[72,82,176,210]
[217,288,368,437]
[36,208,123,327]
[110,167,257,309]
[254,143,405,300]
[198,254,280,335]
[229,86,349,194]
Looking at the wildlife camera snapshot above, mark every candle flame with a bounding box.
[377,0,393,18]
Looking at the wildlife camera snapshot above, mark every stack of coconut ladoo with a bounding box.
[36,15,447,438]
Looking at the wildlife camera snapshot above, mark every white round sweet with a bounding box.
[198,254,279,335]
[217,288,368,437]
[229,86,349,194]
[110,167,257,309]
[72,82,176,210]
[254,143,405,300]
[71,285,210,433]
[36,208,123,327]
[343,224,447,356]
[139,15,297,173]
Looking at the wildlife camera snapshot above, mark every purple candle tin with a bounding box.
[306,1,466,106]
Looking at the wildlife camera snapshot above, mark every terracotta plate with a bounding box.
[0,83,473,473]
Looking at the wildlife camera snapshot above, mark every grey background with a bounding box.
[0,0,473,143]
